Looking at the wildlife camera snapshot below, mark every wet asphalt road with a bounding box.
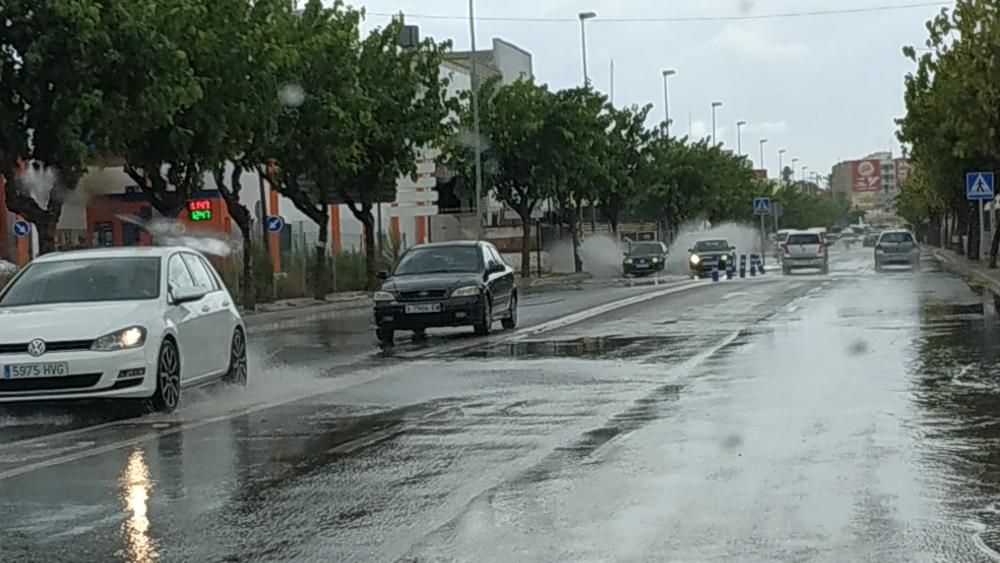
[5,247,1000,561]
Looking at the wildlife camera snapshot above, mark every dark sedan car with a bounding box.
[688,239,736,278]
[373,241,517,345]
[623,241,669,277]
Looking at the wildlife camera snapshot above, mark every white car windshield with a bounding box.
[0,257,161,306]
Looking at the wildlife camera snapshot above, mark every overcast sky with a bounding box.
[353,0,949,180]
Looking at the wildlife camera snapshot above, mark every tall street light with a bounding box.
[791,158,799,183]
[662,69,676,136]
[759,139,768,172]
[736,120,747,156]
[711,101,723,145]
[802,166,809,190]
[778,149,787,185]
[468,0,484,236]
[579,12,597,85]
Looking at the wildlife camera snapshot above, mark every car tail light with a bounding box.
[875,244,882,251]
[782,244,790,254]
[817,243,825,254]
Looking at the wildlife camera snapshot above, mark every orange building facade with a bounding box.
[86,190,233,247]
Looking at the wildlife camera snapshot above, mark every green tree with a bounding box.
[601,104,652,234]
[448,77,554,276]
[264,0,362,299]
[0,0,200,253]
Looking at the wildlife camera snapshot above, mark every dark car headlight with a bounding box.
[451,286,481,297]
[374,291,395,302]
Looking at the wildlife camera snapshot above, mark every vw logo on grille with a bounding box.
[419,290,430,297]
[27,338,46,357]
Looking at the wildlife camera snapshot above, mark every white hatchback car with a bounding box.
[0,247,247,412]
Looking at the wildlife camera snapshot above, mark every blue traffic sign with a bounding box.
[266,215,285,233]
[753,197,772,216]
[967,172,995,201]
[11,220,30,238]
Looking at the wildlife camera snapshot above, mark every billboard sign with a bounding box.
[852,160,881,192]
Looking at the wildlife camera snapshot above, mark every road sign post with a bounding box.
[11,219,30,238]
[754,198,771,265]
[266,215,285,234]
[966,172,995,260]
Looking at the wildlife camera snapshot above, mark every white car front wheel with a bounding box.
[224,328,248,386]
[149,339,181,413]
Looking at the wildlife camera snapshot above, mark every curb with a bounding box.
[930,247,1000,294]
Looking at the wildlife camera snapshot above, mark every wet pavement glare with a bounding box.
[4,248,1000,561]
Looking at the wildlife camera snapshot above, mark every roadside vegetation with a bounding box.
[0,0,855,308]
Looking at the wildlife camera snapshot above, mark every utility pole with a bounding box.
[468,0,484,238]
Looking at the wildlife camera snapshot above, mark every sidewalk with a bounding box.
[241,271,600,332]
[929,247,1000,293]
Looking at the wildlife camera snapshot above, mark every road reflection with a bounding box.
[120,448,158,563]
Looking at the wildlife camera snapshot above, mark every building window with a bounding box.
[93,222,113,247]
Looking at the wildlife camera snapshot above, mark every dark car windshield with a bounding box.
[694,240,730,252]
[628,243,665,257]
[0,257,161,306]
[788,234,822,245]
[880,232,914,243]
[394,246,482,275]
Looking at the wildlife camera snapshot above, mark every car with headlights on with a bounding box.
[622,241,668,277]
[874,229,920,271]
[688,239,736,278]
[373,241,517,345]
[0,247,246,413]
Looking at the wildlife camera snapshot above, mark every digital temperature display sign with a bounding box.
[188,199,213,222]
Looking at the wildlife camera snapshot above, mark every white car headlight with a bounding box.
[451,286,481,297]
[624,258,634,265]
[651,257,661,263]
[690,254,701,265]
[92,326,147,351]
[373,291,395,302]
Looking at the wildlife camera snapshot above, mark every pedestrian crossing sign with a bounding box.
[966,171,995,201]
[753,197,772,216]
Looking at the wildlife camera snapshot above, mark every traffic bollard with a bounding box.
[750,254,757,277]
[739,255,747,278]
[758,255,766,275]
[726,261,734,280]
[711,264,719,282]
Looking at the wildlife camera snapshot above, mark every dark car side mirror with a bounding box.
[730,246,737,252]
[376,270,389,280]
[687,248,693,253]
[487,262,505,274]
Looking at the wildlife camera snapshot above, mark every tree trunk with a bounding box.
[241,228,256,311]
[569,209,583,273]
[520,218,532,278]
[35,216,58,255]
[362,213,378,290]
[313,219,329,301]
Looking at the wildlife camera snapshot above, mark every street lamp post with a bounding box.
[802,166,809,191]
[736,120,746,156]
[662,69,676,136]
[759,139,768,172]
[778,149,786,185]
[579,12,597,85]
[468,0,484,237]
[711,101,723,145]
[791,158,799,185]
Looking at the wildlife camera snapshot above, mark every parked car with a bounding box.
[773,230,792,258]
[623,241,668,277]
[874,230,920,271]
[688,239,737,278]
[781,231,829,274]
[373,241,517,345]
[0,247,247,412]
[863,233,879,247]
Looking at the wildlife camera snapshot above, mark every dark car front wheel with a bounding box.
[376,327,394,346]
[502,293,518,330]
[474,299,493,336]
